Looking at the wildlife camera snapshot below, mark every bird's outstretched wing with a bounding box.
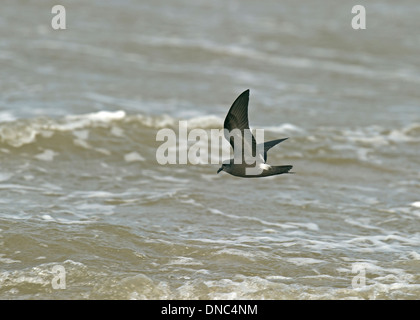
[259,138,288,162]
[224,89,251,136]
[223,90,259,161]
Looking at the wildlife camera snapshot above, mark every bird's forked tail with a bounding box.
[269,165,294,175]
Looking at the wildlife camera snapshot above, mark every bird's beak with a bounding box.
[217,167,223,174]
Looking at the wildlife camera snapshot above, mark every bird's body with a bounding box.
[219,160,292,178]
[217,89,293,178]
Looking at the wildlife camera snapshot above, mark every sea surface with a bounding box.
[0,0,419,299]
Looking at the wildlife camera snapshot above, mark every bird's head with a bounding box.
[217,164,225,174]
[217,159,234,173]
[217,162,232,174]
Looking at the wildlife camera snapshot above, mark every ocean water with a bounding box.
[0,0,419,299]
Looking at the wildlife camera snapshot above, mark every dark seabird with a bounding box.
[217,89,293,178]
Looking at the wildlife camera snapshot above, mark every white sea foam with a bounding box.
[206,207,294,230]
[41,214,55,221]
[287,257,325,266]
[81,191,115,198]
[75,203,115,216]
[167,257,203,266]
[214,248,258,260]
[60,110,126,131]
[342,124,420,149]
[187,115,223,129]
[134,113,223,130]
[0,124,37,147]
[0,172,13,182]
[263,123,305,134]
[34,149,58,161]
[0,254,21,264]
[410,201,420,208]
[289,222,319,231]
[0,111,16,123]
[124,151,145,162]
[0,110,127,148]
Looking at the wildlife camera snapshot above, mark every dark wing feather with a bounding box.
[224,89,250,134]
[223,90,257,159]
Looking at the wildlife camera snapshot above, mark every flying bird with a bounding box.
[217,89,293,178]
